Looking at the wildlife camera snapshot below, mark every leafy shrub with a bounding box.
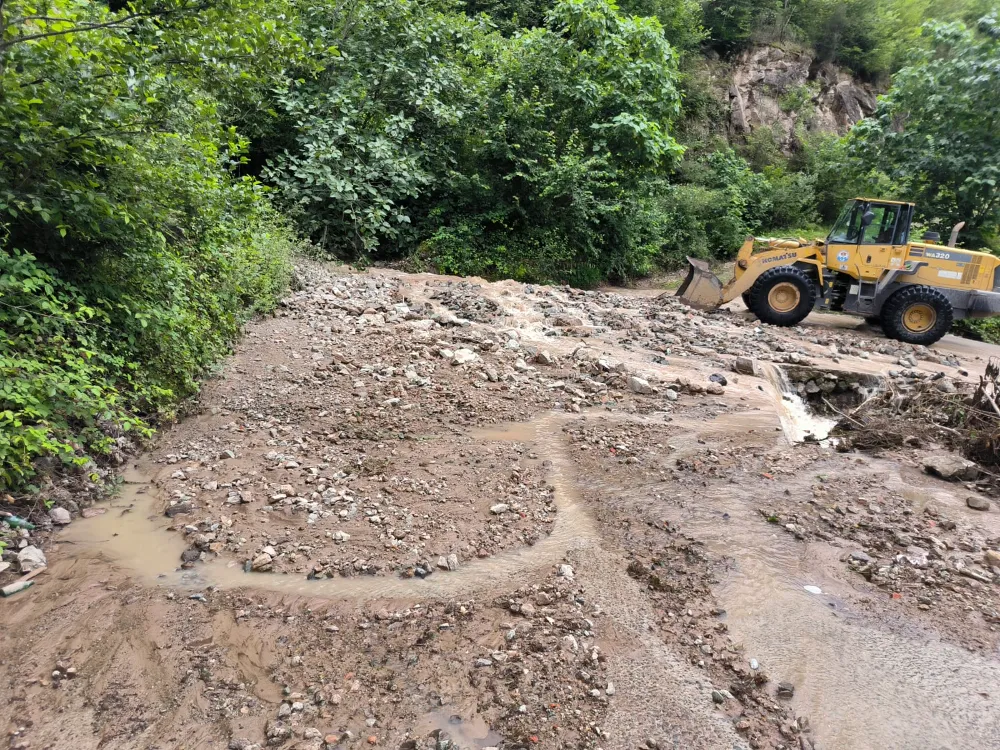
[0,0,299,491]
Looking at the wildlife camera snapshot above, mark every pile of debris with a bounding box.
[834,357,1000,480]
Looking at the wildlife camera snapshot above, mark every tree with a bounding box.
[850,17,1000,243]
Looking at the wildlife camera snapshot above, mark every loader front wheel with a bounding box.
[748,267,818,327]
[881,285,953,346]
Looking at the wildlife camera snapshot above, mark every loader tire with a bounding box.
[881,285,953,346]
[864,316,881,327]
[741,292,751,308]
[748,266,818,327]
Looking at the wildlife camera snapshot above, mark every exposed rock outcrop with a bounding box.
[724,45,878,142]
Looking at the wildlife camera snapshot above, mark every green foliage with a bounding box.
[0,0,299,490]
[849,18,1000,244]
[955,317,1000,344]
[269,0,685,283]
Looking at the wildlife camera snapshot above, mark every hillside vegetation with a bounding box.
[1,0,999,492]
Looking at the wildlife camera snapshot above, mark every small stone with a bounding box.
[967,496,991,511]
[452,348,478,365]
[777,682,795,698]
[664,389,678,402]
[490,503,510,515]
[251,553,273,571]
[712,690,725,704]
[709,373,728,386]
[446,553,459,571]
[627,375,655,395]
[558,563,575,580]
[923,455,979,482]
[165,501,193,517]
[520,602,536,617]
[849,551,872,564]
[606,681,615,696]
[17,545,46,573]
[48,507,71,525]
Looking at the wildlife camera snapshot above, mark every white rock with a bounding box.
[558,563,575,580]
[48,507,71,525]
[490,503,510,515]
[627,376,655,395]
[17,545,46,572]
[452,348,478,365]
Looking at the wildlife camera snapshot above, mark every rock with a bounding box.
[606,681,615,696]
[663,389,678,402]
[180,548,201,563]
[552,315,584,327]
[734,357,755,375]
[712,690,725,704]
[900,546,929,568]
[48,507,71,525]
[452,348,478,365]
[519,602,536,617]
[923,455,979,482]
[251,553,273,571]
[446,553,459,571]
[848,550,872,564]
[17,545,46,573]
[709,373,728,386]
[935,378,957,394]
[627,376,655,395]
[490,503,510,515]
[967,496,991,512]
[165,501,193,518]
[984,549,1000,567]
[777,682,795,698]
[534,350,554,365]
[558,563,575,580]
[960,566,994,584]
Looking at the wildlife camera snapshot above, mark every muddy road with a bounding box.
[3,262,999,750]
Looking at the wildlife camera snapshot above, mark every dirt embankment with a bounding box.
[2,262,999,750]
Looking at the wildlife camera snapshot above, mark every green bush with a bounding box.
[0,0,299,491]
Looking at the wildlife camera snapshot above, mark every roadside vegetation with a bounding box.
[2,0,1000,492]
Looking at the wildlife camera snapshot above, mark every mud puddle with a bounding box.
[626,473,1000,750]
[61,412,597,601]
[414,709,502,749]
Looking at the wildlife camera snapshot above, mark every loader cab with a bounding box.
[825,198,915,277]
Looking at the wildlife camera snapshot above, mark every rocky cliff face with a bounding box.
[723,45,878,142]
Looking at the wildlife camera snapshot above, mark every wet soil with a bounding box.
[2,262,999,750]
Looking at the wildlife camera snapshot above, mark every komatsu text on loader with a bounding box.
[676,198,1000,346]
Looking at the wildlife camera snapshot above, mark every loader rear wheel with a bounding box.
[864,315,881,327]
[748,266,818,326]
[881,285,953,346]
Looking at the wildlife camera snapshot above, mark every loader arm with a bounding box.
[676,238,824,310]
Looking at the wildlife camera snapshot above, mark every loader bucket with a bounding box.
[675,257,724,310]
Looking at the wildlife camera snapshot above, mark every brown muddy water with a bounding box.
[60,398,1000,749]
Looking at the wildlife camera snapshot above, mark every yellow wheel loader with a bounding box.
[675,198,1000,346]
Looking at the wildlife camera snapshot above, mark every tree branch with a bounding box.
[0,12,154,51]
